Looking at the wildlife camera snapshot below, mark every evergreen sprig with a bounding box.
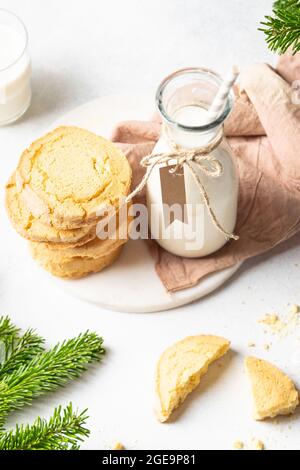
[0,331,105,427]
[260,0,300,54]
[0,328,45,378]
[0,403,89,450]
[274,0,299,9]
[0,316,20,361]
[0,316,105,449]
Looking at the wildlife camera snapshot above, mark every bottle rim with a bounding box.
[156,67,234,133]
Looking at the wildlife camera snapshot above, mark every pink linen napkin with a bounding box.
[111,55,300,292]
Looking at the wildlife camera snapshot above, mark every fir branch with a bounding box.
[274,0,299,10]
[0,403,89,450]
[260,0,300,54]
[0,331,105,427]
[0,316,20,363]
[0,328,45,378]
[0,316,19,341]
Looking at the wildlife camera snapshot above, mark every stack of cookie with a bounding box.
[6,126,132,278]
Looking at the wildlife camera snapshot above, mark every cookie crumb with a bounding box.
[290,304,300,315]
[112,442,125,450]
[233,440,244,450]
[258,313,286,336]
[264,343,270,350]
[251,439,265,450]
[248,342,256,348]
[258,313,279,325]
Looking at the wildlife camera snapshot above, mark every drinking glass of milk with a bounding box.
[146,68,239,258]
[0,9,31,125]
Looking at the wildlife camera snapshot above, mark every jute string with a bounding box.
[125,125,239,241]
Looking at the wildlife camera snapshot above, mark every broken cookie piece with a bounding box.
[155,335,230,422]
[245,356,299,420]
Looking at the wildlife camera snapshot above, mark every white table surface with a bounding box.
[1,0,300,451]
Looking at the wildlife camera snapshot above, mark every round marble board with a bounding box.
[52,93,242,313]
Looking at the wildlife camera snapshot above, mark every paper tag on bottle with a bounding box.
[159,165,187,227]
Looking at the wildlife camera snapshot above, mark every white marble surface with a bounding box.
[1,0,300,451]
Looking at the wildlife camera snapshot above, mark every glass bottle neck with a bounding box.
[156,68,233,150]
[164,104,223,149]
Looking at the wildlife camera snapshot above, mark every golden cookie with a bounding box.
[30,245,123,279]
[29,234,126,264]
[245,356,299,420]
[155,335,230,422]
[6,173,97,245]
[43,204,131,252]
[15,126,132,229]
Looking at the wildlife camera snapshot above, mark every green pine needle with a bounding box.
[0,316,20,362]
[273,0,299,10]
[0,328,45,378]
[0,403,90,450]
[0,331,105,427]
[0,316,19,341]
[260,0,300,54]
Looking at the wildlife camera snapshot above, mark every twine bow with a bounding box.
[125,126,239,241]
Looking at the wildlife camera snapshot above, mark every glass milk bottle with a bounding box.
[0,9,31,125]
[146,68,238,258]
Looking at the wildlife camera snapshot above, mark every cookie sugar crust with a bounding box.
[6,173,97,245]
[16,126,132,229]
